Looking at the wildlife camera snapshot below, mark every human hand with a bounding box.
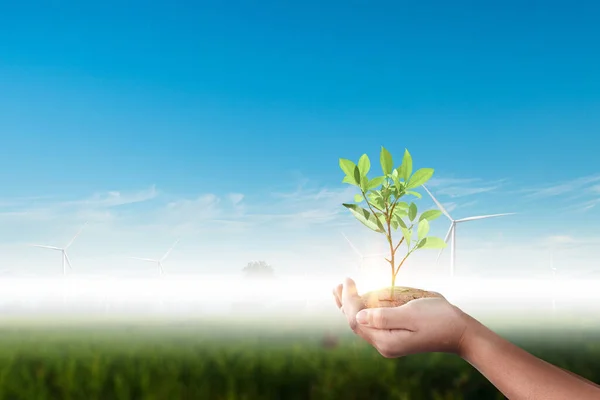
[333,277,471,357]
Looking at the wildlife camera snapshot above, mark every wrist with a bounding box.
[454,307,488,360]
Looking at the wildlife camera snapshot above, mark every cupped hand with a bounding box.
[333,278,471,358]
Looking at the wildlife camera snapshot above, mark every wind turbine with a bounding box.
[341,232,387,273]
[550,250,557,315]
[30,222,88,275]
[422,186,515,277]
[130,238,180,275]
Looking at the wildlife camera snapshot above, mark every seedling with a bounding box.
[339,146,446,300]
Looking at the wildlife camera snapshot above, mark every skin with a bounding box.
[333,277,600,400]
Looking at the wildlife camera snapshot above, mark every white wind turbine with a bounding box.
[550,249,557,315]
[422,186,515,277]
[30,222,88,275]
[341,232,387,274]
[130,238,180,275]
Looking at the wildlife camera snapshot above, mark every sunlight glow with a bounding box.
[0,275,599,324]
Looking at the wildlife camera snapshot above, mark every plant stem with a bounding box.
[393,251,411,278]
[386,218,396,300]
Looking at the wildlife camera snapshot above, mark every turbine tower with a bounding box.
[550,250,557,315]
[341,232,387,273]
[130,238,180,275]
[422,186,515,277]
[30,222,88,275]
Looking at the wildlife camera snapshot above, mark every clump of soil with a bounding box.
[361,286,442,308]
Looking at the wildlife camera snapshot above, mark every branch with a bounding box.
[393,223,414,253]
[361,190,383,216]
[394,248,413,277]
[393,237,404,253]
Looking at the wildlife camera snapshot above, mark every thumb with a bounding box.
[355,306,414,330]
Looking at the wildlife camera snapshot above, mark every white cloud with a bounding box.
[523,174,600,199]
[427,177,506,198]
[65,185,158,208]
[269,181,356,228]
[0,185,159,224]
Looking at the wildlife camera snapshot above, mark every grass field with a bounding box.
[0,315,599,399]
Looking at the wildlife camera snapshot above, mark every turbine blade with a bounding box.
[436,225,454,263]
[456,213,516,222]
[65,221,88,249]
[30,244,62,250]
[341,232,363,257]
[160,238,180,262]
[64,252,73,269]
[422,185,453,221]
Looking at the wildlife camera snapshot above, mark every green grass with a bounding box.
[0,317,598,399]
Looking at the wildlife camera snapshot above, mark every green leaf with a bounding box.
[360,175,369,192]
[375,213,387,227]
[380,146,393,176]
[391,218,399,230]
[393,179,405,192]
[354,194,364,203]
[417,237,447,249]
[395,216,407,229]
[339,159,357,178]
[395,201,409,210]
[408,202,417,221]
[419,209,442,222]
[406,190,422,199]
[342,203,385,233]
[368,191,385,209]
[357,154,371,176]
[407,168,434,189]
[353,166,362,187]
[367,176,386,190]
[417,219,430,241]
[400,227,411,249]
[342,176,357,186]
[400,149,413,181]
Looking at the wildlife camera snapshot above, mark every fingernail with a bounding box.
[356,310,368,324]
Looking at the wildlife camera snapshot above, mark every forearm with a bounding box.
[458,313,600,400]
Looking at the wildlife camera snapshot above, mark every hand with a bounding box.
[333,277,471,357]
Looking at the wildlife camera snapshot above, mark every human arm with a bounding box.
[458,314,600,400]
[333,278,600,400]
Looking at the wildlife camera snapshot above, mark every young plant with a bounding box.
[339,146,447,299]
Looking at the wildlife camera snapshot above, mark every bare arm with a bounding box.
[458,313,600,400]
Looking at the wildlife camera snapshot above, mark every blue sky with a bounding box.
[0,1,599,278]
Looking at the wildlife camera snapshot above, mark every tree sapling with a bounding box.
[339,146,447,308]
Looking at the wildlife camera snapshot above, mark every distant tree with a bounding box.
[242,260,275,279]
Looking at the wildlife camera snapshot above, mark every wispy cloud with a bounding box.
[523,174,600,199]
[427,177,506,198]
[0,186,159,223]
[64,185,158,208]
[0,178,360,241]
[521,174,600,213]
[269,183,356,228]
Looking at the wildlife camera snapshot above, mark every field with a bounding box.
[0,315,599,399]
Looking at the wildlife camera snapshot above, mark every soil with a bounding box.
[360,286,442,308]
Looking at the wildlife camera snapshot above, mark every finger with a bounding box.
[341,278,365,331]
[335,284,343,303]
[332,286,342,309]
[355,305,415,331]
[362,326,413,357]
[428,291,446,300]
